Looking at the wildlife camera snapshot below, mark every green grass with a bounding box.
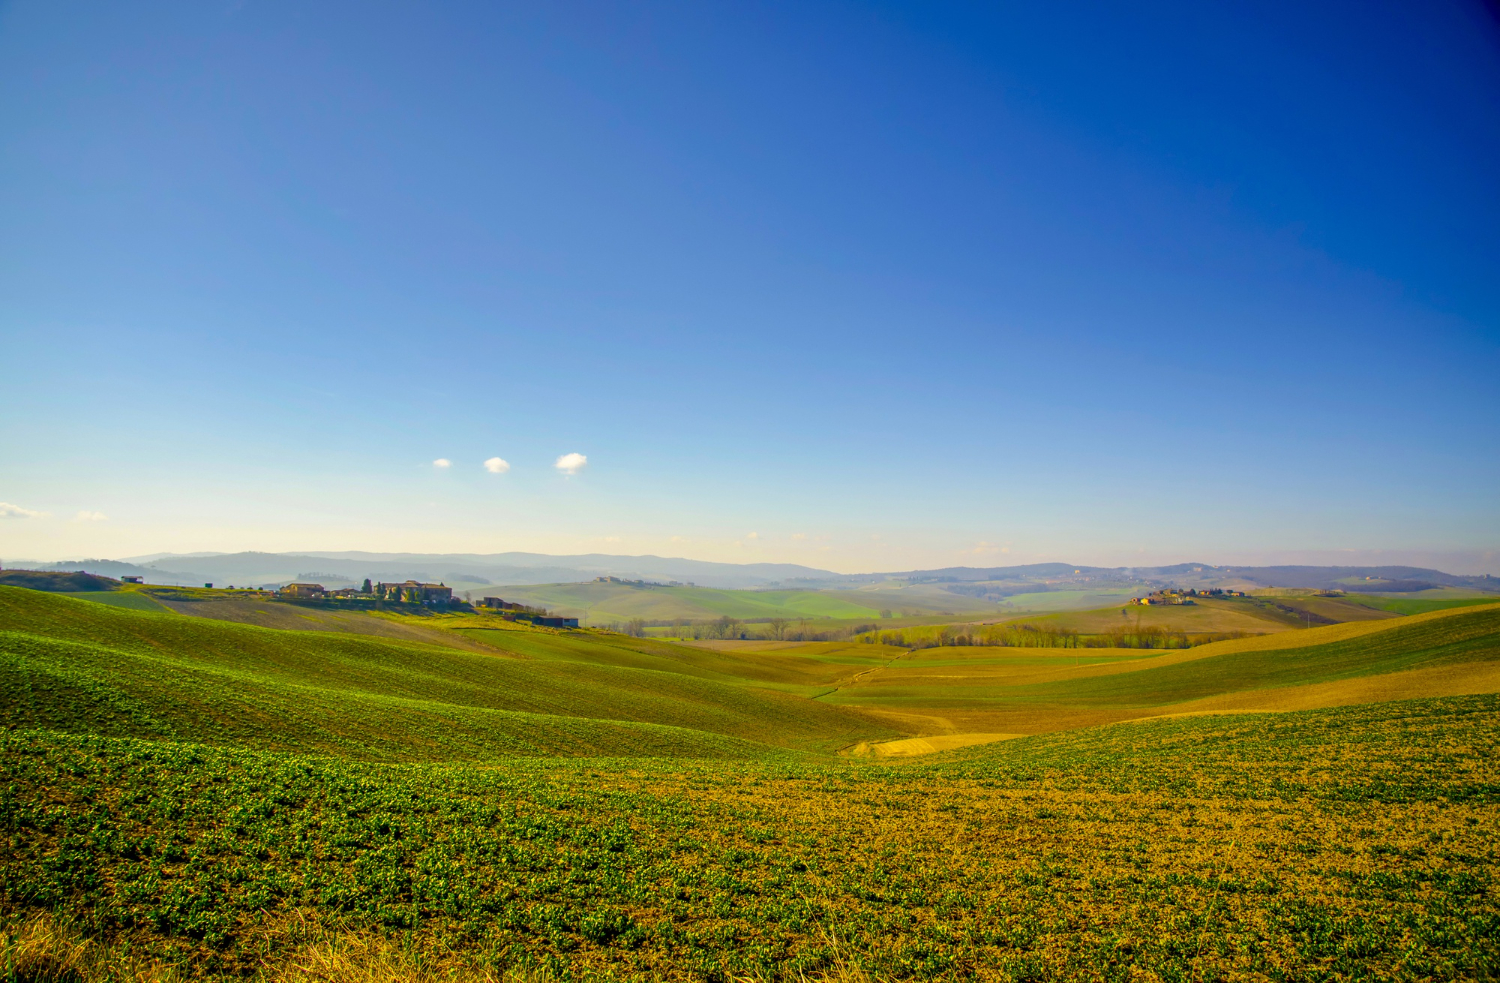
[934,691,1500,800]
[69,589,173,613]
[999,603,1500,706]
[1342,591,1500,616]
[979,588,1143,612]
[0,569,119,592]
[0,696,1496,980]
[821,604,1500,713]
[0,587,894,760]
[3,586,1500,980]
[487,581,1001,624]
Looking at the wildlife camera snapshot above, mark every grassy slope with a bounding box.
[488,581,1002,623]
[983,595,1396,635]
[4,587,1500,979]
[0,587,895,759]
[1011,601,1500,706]
[979,587,1142,612]
[71,590,173,613]
[451,628,909,695]
[1250,593,1401,623]
[1342,590,1500,616]
[489,582,880,621]
[862,595,1398,645]
[1,695,1495,981]
[821,603,1500,734]
[0,570,119,592]
[149,593,511,651]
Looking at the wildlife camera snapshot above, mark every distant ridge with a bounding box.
[25,551,840,590]
[878,562,1497,593]
[11,553,1499,594]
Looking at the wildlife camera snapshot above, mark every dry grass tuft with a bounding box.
[0,915,183,982]
[732,928,885,983]
[0,916,556,983]
[277,936,501,983]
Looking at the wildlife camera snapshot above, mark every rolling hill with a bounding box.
[0,587,897,759]
[5,583,1497,761]
[827,602,1500,742]
[21,552,1497,604]
[70,550,845,590]
[2,583,1498,981]
[2,690,1495,981]
[479,579,1004,624]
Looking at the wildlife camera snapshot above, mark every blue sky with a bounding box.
[2,0,1497,572]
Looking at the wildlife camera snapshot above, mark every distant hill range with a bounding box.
[4,552,1496,594]
[5,551,836,591]
[866,562,1499,594]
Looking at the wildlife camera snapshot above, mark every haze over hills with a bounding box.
[10,551,1497,599]
[8,551,838,591]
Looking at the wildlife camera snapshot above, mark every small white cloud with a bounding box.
[73,511,108,522]
[555,452,587,475]
[432,458,452,469]
[603,535,621,543]
[483,457,510,474]
[670,535,685,543]
[791,533,808,542]
[746,531,759,540]
[0,502,47,519]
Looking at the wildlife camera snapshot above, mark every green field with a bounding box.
[974,587,1142,613]
[0,588,894,759]
[1342,589,1500,616]
[2,585,1498,981]
[3,699,1496,981]
[69,589,174,612]
[482,581,1010,625]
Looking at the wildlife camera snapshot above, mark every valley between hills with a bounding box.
[1,569,1497,981]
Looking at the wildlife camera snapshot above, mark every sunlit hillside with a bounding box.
[478,579,1008,624]
[2,582,1497,981]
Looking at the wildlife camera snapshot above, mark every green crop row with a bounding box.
[2,695,1497,981]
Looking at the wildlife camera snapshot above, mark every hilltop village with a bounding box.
[275,579,580,627]
[1128,587,1246,606]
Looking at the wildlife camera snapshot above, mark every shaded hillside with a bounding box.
[0,569,119,592]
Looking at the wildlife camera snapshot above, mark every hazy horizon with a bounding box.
[6,545,1499,578]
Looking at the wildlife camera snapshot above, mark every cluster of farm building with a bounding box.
[275,580,579,627]
[1128,587,1246,606]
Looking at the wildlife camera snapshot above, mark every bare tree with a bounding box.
[768,618,789,641]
